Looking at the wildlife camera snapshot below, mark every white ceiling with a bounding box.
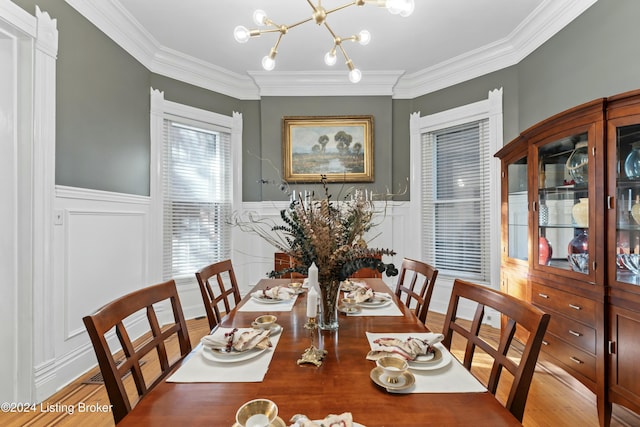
[65,0,598,99]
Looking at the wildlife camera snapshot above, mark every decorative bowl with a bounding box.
[252,315,277,330]
[617,254,640,275]
[375,356,408,384]
[235,399,278,427]
[568,253,589,274]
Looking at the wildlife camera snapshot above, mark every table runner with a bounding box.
[238,294,298,312]
[366,332,487,393]
[167,327,282,383]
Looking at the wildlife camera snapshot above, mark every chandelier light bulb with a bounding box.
[233,25,250,43]
[253,9,267,26]
[348,68,362,83]
[262,55,276,71]
[358,30,371,45]
[386,0,414,16]
[324,51,337,66]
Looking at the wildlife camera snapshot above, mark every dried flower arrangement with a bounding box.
[232,175,397,282]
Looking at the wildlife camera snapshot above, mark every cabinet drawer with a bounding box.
[541,333,596,381]
[532,283,596,326]
[547,312,596,354]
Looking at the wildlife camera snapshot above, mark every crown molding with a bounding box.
[65,0,597,100]
[393,0,598,99]
[249,70,405,97]
[64,0,260,100]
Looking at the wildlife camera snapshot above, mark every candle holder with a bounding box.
[296,317,327,367]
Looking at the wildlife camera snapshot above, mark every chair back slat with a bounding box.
[441,278,550,422]
[82,280,191,424]
[394,258,439,323]
[196,259,242,330]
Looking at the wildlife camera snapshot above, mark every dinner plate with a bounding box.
[340,280,364,291]
[407,347,452,371]
[201,345,267,363]
[370,366,415,391]
[252,323,282,336]
[358,295,392,308]
[251,294,287,304]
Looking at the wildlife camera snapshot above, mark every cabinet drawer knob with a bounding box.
[569,304,582,310]
[568,330,582,337]
[570,356,584,364]
[538,293,549,299]
[542,340,549,346]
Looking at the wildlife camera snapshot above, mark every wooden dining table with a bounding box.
[118,278,522,426]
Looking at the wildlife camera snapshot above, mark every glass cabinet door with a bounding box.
[536,133,590,274]
[507,157,528,261]
[615,124,640,285]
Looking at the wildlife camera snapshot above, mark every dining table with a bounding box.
[117,278,522,426]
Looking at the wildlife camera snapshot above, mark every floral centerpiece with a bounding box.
[233,176,397,329]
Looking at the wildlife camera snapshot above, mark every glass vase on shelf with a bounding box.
[568,230,589,274]
[624,142,640,179]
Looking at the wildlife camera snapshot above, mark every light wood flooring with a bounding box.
[2,312,639,427]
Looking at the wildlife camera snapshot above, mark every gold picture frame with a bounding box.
[282,115,374,183]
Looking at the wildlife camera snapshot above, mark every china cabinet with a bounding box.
[606,90,640,423]
[496,98,615,426]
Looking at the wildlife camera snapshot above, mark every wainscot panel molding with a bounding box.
[52,186,158,395]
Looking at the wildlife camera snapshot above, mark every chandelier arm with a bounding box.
[324,1,360,16]
[323,21,339,41]
[272,32,286,52]
[287,16,314,30]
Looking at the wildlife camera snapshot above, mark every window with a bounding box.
[410,88,502,285]
[150,89,242,284]
[162,120,232,279]
[421,121,490,280]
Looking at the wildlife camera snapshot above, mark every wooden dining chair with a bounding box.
[394,258,439,323]
[195,259,242,330]
[82,279,191,424]
[441,278,550,422]
[274,252,307,279]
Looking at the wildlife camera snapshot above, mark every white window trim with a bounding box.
[409,88,503,289]
[149,88,242,285]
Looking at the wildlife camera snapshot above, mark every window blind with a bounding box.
[162,120,232,280]
[421,120,491,281]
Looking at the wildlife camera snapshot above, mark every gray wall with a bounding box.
[257,96,393,201]
[12,0,640,201]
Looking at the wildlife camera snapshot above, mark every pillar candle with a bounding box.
[308,262,318,290]
[307,287,318,318]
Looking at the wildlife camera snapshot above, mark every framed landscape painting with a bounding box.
[282,115,374,182]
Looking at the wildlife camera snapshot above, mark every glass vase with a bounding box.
[319,280,340,330]
[624,142,640,179]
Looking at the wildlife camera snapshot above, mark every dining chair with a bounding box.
[195,259,243,330]
[441,278,550,422]
[394,258,439,323]
[82,279,192,424]
[274,252,307,279]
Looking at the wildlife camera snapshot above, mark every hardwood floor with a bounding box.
[2,313,639,426]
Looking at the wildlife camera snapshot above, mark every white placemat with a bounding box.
[366,332,487,394]
[167,327,282,383]
[348,293,403,317]
[238,294,298,312]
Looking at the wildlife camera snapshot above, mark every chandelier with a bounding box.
[233,0,415,83]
